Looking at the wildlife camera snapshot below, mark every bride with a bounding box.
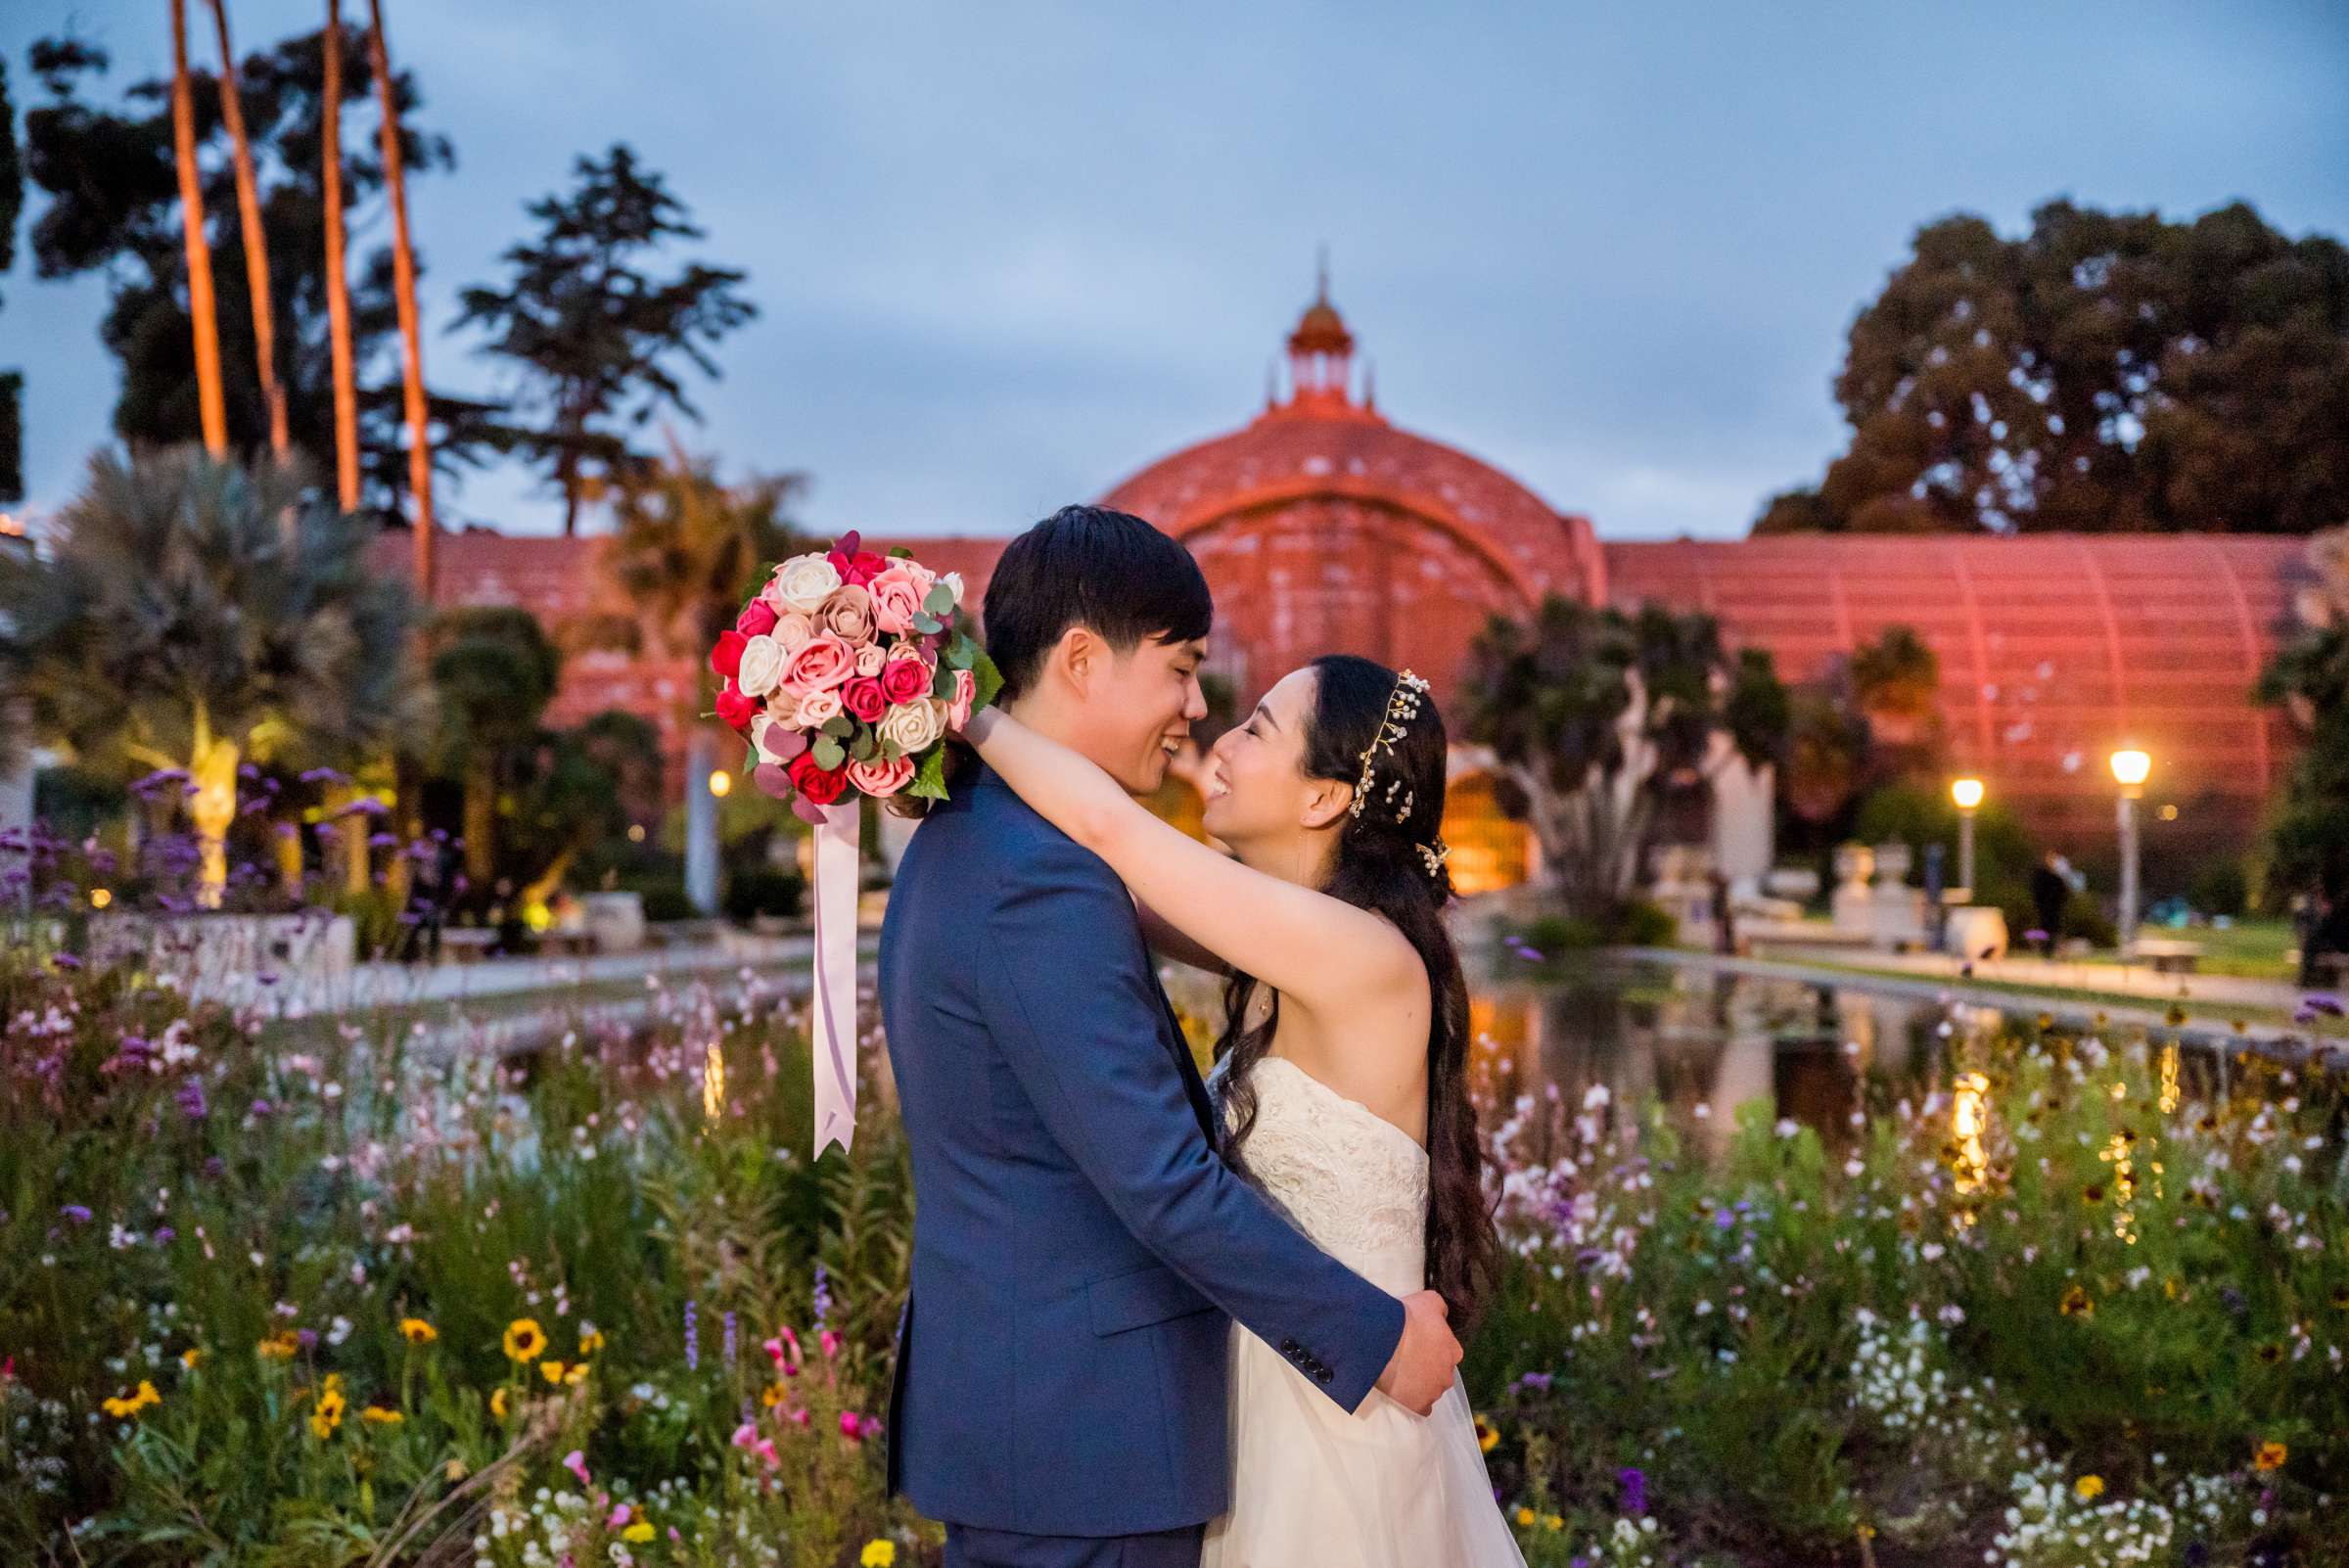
[958,653,1526,1567]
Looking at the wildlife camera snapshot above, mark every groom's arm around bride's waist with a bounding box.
[979,835,1407,1413]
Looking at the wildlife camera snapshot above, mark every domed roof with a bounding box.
[1288,297,1354,355]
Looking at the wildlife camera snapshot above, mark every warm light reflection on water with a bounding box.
[1950,1072,1991,1203]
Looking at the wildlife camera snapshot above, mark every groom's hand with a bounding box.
[1374,1289,1462,1416]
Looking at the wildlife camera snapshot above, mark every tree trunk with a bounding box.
[462,754,495,887]
[324,781,370,896]
[206,0,289,458]
[321,0,361,512]
[188,711,239,909]
[169,0,229,456]
[367,0,434,600]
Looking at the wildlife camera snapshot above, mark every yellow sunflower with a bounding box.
[502,1318,547,1362]
[1474,1413,1499,1453]
[859,1543,898,1567]
[1515,1507,1536,1527]
[578,1326,606,1356]
[490,1386,511,1420]
[2075,1475,2105,1500]
[361,1405,404,1425]
[102,1380,161,1419]
[180,1347,203,1369]
[257,1328,300,1360]
[399,1317,438,1344]
[2058,1284,2094,1317]
[308,1387,346,1439]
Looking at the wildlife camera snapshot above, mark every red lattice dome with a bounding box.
[1100,288,1600,706]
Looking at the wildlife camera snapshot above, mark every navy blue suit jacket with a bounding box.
[879,767,1406,1535]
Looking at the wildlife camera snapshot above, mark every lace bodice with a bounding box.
[1221,1056,1428,1293]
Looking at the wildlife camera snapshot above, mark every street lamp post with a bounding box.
[1950,777,1984,896]
[2109,749,2150,954]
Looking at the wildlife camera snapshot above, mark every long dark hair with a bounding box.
[1215,654,1500,1331]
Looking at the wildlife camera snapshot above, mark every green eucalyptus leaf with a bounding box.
[811,736,845,771]
[923,583,957,617]
[821,715,854,739]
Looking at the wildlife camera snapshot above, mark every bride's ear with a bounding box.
[1300,777,1354,831]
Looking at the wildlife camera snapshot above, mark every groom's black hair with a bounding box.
[982,504,1213,701]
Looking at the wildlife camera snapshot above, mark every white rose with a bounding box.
[879,696,947,756]
[941,571,966,607]
[736,634,785,698]
[771,553,842,615]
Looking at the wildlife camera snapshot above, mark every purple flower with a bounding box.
[722,1310,740,1364]
[51,952,81,971]
[1515,1371,1553,1393]
[296,1328,318,1350]
[154,1226,176,1244]
[1713,1208,1735,1230]
[1618,1466,1647,1516]
[2297,993,2343,1019]
[176,1077,209,1122]
[60,1204,93,1224]
[684,1299,700,1371]
[812,1263,833,1331]
[2024,928,2050,944]
[299,767,348,786]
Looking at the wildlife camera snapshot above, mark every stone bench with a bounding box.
[2131,938,2204,974]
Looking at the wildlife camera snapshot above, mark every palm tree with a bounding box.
[581,441,805,914]
[204,0,289,457]
[366,0,435,599]
[320,0,360,511]
[168,0,229,456]
[0,447,425,906]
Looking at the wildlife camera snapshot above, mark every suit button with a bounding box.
[1279,1338,1297,1354]
[1314,1367,1333,1384]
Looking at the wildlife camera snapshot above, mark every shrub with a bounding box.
[724,865,806,923]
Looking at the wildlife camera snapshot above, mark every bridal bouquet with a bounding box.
[711,530,1000,813]
[710,531,1001,1156]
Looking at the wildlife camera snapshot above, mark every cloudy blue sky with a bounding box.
[6,0,2347,541]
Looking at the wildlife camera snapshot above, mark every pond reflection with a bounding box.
[1465,959,2017,1159]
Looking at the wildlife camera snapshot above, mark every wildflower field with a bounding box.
[3,941,2343,1567]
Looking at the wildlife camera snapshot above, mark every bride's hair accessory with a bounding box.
[1348,669,1449,882]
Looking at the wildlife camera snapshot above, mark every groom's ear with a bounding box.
[1051,624,1102,695]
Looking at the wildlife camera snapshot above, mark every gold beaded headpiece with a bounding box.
[1347,668,1450,880]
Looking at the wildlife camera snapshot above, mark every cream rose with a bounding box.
[879,696,947,757]
[797,688,845,727]
[735,634,785,699]
[940,571,966,608]
[771,552,843,615]
[854,642,887,677]
[771,611,815,655]
[750,712,806,766]
[763,689,802,728]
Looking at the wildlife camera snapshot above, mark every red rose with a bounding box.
[878,656,932,706]
[714,682,759,731]
[736,599,779,639]
[842,676,889,723]
[826,530,888,588]
[787,750,849,807]
[710,629,748,679]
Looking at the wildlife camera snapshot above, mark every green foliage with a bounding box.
[0,445,426,781]
[2259,533,2349,951]
[2188,858,2252,919]
[0,56,21,504]
[1756,200,2349,535]
[22,28,493,518]
[723,864,805,922]
[0,950,929,1564]
[455,145,757,533]
[1463,596,1789,918]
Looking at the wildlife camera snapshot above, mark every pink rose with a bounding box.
[736,599,778,639]
[842,676,889,723]
[878,656,932,707]
[947,667,978,732]
[867,563,937,636]
[886,640,927,665]
[763,689,802,727]
[826,530,887,587]
[818,584,876,646]
[846,754,915,798]
[777,632,855,695]
[853,642,886,676]
[771,611,815,654]
[797,688,844,726]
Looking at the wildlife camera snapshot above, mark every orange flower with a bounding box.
[2058,1284,2094,1317]
[2254,1441,2287,1472]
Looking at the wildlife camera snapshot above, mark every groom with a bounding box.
[879,506,1464,1568]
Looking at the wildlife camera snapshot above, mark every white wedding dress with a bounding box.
[1201,1055,1527,1568]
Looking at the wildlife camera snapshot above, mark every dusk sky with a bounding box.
[6,1,2346,541]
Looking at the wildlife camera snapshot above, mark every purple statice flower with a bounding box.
[203,1157,226,1179]
[130,768,190,798]
[2296,993,2343,1021]
[154,1226,175,1244]
[299,767,348,787]
[1515,1371,1553,1393]
[369,833,400,850]
[60,1204,93,1224]
[2024,928,2050,945]
[684,1299,700,1371]
[176,1077,209,1122]
[812,1263,833,1331]
[1618,1466,1647,1516]
[722,1310,740,1365]
[296,1328,318,1351]
[51,952,81,971]
[1713,1208,1735,1231]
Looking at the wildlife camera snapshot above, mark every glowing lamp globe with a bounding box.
[2109,749,2151,791]
[1950,778,1985,811]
